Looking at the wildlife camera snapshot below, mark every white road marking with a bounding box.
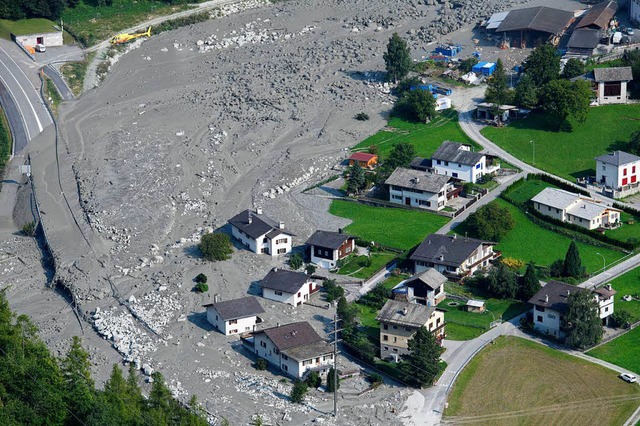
[0,73,31,140]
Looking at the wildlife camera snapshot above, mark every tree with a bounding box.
[22,221,36,236]
[539,79,591,131]
[514,74,538,109]
[305,371,321,388]
[384,33,412,82]
[563,290,603,349]
[199,232,233,261]
[610,310,632,328]
[628,130,640,156]
[562,241,585,278]
[61,336,96,424]
[484,59,511,107]
[195,273,208,284]
[458,57,479,74]
[401,326,443,387]
[289,252,303,270]
[289,380,308,404]
[561,58,586,79]
[395,76,422,96]
[520,262,541,301]
[347,162,366,194]
[393,89,437,123]
[385,142,416,170]
[523,44,560,86]
[323,279,344,303]
[466,203,515,241]
[368,144,379,155]
[326,367,340,392]
[305,264,316,275]
[337,296,357,330]
[488,262,518,299]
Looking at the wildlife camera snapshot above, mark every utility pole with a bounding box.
[328,306,342,417]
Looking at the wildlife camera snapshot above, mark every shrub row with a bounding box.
[528,173,590,196]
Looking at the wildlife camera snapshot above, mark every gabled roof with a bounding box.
[576,1,617,30]
[531,187,620,221]
[402,268,447,291]
[284,340,333,362]
[255,321,324,351]
[385,168,451,194]
[260,268,310,294]
[305,230,354,250]
[496,6,574,34]
[410,157,432,171]
[593,67,634,82]
[528,280,586,314]
[595,150,640,166]
[594,285,616,299]
[376,299,435,327]
[466,299,485,308]
[203,296,264,321]
[567,28,601,50]
[349,152,378,162]
[228,209,295,240]
[432,141,484,166]
[410,234,494,268]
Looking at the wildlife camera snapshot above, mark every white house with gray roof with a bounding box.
[228,208,294,256]
[203,296,265,335]
[595,151,640,197]
[392,268,447,307]
[260,268,318,306]
[431,141,491,183]
[593,67,633,105]
[531,187,621,230]
[305,230,356,269]
[385,167,453,211]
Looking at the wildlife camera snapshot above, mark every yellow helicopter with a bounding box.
[110,26,152,45]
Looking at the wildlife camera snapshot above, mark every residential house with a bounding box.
[594,67,634,105]
[249,321,334,379]
[392,268,448,307]
[385,167,453,211]
[348,152,378,168]
[528,280,616,339]
[203,296,265,335]
[305,230,356,269]
[531,187,621,230]
[431,141,495,183]
[228,208,294,256]
[259,268,318,306]
[410,234,499,278]
[376,299,446,360]
[595,150,640,197]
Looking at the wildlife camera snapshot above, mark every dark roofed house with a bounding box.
[260,268,318,306]
[566,28,602,56]
[431,141,493,183]
[203,296,264,335]
[385,167,454,211]
[528,281,615,339]
[410,234,499,278]
[348,152,378,168]
[306,230,356,269]
[496,6,574,48]
[576,1,617,30]
[392,268,447,307]
[593,67,633,104]
[250,321,334,378]
[228,208,295,256]
[376,300,445,360]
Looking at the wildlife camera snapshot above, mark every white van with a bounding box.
[35,44,46,52]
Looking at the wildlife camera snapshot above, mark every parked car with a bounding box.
[620,373,637,383]
[627,28,635,36]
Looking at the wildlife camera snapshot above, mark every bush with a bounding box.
[305,264,317,275]
[22,221,36,237]
[359,285,392,310]
[326,367,340,392]
[195,283,209,293]
[368,373,383,385]
[195,273,208,284]
[289,380,308,404]
[355,112,370,121]
[289,253,303,270]
[610,310,632,328]
[199,233,233,261]
[323,279,345,303]
[255,358,268,371]
[501,257,524,270]
[305,371,321,388]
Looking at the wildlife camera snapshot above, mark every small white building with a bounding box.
[260,268,318,306]
[431,141,490,183]
[529,280,616,340]
[12,31,63,48]
[385,167,453,211]
[250,321,334,379]
[228,208,294,256]
[305,230,356,269]
[392,268,447,307]
[531,187,621,230]
[204,296,265,335]
[595,151,640,197]
[593,67,633,105]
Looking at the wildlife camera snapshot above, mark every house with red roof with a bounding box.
[348,152,378,168]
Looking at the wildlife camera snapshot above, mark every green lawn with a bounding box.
[351,110,481,160]
[0,107,11,176]
[445,336,640,425]
[329,200,450,250]
[337,252,397,279]
[454,199,627,273]
[504,179,556,205]
[482,105,640,181]
[0,18,74,44]
[602,267,640,322]
[62,0,192,46]
[588,327,640,375]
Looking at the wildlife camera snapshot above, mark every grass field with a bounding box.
[351,110,481,160]
[504,179,556,205]
[445,336,640,425]
[0,18,74,44]
[481,105,640,181]
[329,200,450,250]
[602,267,640,322]
[588,327,640,375]
[44,78,62,116]
[454,199,627,273]
[62,0,192,46]
[0,107,11,176]
[337,252,396,279]
[60,53,95,97]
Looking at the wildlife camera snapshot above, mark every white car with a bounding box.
[620,373,637,383]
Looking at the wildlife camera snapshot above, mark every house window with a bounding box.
[275,290,283,296]
[283,365,288,371]
[277,248,286,254]
[215,315,218,320]
[383,335,388,341]
[393,337,397,343]
[458,164,462,168]
[297,292,301,297]
[229,319,238,325]
[392,195,402,200]
[452,172,458,178]
[434,286,441,295]
[556,208,560,213]
[383,324,388,330]
[476,163,481,169]
[263,237,268,243]
[274,348,279,354]
[276,238,288,244]
[436,160,441,165]
[229,329,238,334]
[282,354,288,360]
[260,341,267,348]
[245,326,251,331]
[535,306,545,312]
[303,360,312,366]
[605,306,609,312]
[436,318,441,326]
[418,200,431,207]
[602,165,606,171]
[624,168,628,176]
[405,327,411,332]
[537,316,543,322]
[392,325,398,330]
[548,206,551,211]
[444,161,449,166]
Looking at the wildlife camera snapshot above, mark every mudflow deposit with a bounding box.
[0,0,582,424]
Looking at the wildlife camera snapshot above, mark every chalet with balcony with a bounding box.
[305,230,356,269]
[385,168,455,211]
[392,268,448,307]
[259,268,318,306]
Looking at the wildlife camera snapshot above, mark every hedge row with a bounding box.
[527,173,590,196]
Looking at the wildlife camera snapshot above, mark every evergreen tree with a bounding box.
[61,336,96,425]
[562,241,585,278]
[627,130,640,156]
[484,59,511,108]
[563,290,603,349]
[384,33,412,82]
[514,74,538,109]
[289,380,308,404]
[337,296,357,330]
[520,262,541,301]
[147,372,173,423]
[401,326,443,387]
[488,262,518,299]
[347,162,366,194]
[326,367,340,392]
[523,44,561,86]
[561,58,586,79]
[386,142,416,170]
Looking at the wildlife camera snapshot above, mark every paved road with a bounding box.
[0,44,51,142]
[0,79,28,154]
[43,64,74,101]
